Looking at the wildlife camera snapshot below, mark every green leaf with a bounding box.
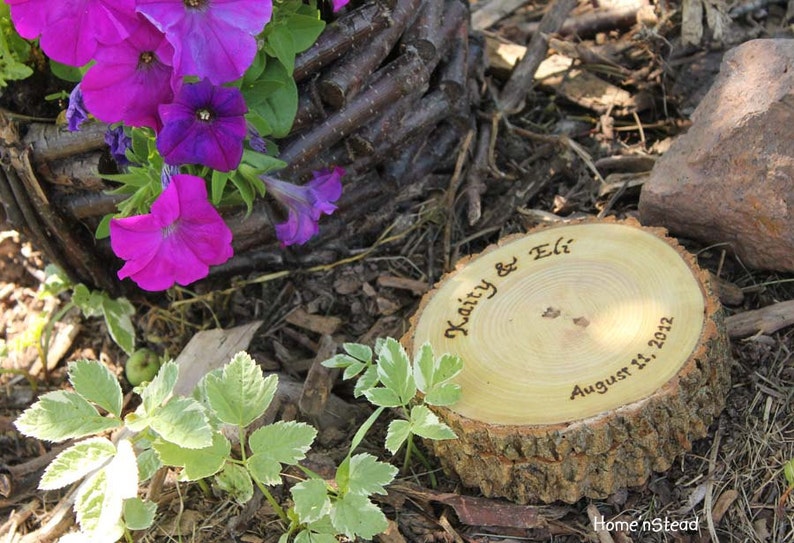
[344,342,373,363]
[211,169,230,206]
[414,345,463,406]
[49,59,84,82]
[123,497,157,531]
[284,13,325,53]
[139,360,179,414]
[249,420,317,465]
[291,478,331,523]
[214,462,253,504]
[101,295,136,355]
[347,453,397,496]
[72,284,105,318]
[74,439,138,539]
[205,352,277,428]
[148,396,212,449]
[95,213,113,239]
[136,448,162,482]
[409,404,456,440]
[329,492,388,539]
[153,432,231,481]
[39,264,72,297]
[74,469,125,541]
[424,382,462,407]
[39,437,116,490]
[354,364,380,398]
[14,390,121,442]
[342,360,366,381]
[67,359,123,417]
[247,59,297,138]
[375,338,416,406]
[362,387,402,408]
[294,528,338,543]
[785,458,794,487]
[384,419,412,455]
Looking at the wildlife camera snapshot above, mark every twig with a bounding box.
[318,0,424,108]
[465,119,491,225]
[499,0,578,113]
[443,128,475,270]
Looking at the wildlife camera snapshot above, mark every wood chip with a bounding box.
[377,275,429,295]
[299,335,339,418]
[726,300,794,338]
[285,306,341,335]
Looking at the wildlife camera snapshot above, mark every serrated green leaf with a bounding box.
[347,453,397,496]
[291,478,331,524]
[376,338,416,406]
[14,390,121,442]
[74,439,137,539]
[205,352,277,428]
[139,360,179,414]
[153,432,230,481]
[321,353,358,370]
[148,396,212,449]
[123,497,157,531]
[246,454,281,486]
[785,458,794,487]
[74,469,125,541]
[343,342,372,363]
[342,360,366,381]
[413,343,435,394]
[409,405,456,441]
[384,419,412,455]
[67,360,123,417]
[424,382,461,406]
[101,296,136,355]
[214,462,254,504]
[136,448,162,482]
[294,529,338,543]
[363,387,402,408]
[72,284,105,318]
[249,421,317,464]
[354,364,380,398]
[40,437,116,490]
[329,492,388,539]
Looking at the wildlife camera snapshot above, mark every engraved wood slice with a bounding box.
[402,219,732,503]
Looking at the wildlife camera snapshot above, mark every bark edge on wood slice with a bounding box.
[402,218,731,503]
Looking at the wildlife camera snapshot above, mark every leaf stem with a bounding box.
[253,477,289,523]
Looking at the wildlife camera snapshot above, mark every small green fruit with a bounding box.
[125,348,161,386]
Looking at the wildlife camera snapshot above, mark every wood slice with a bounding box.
[402,218,731,503]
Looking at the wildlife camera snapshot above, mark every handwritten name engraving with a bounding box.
[444,279,498,338]
[569,316,675,400]
[528,237,574,260]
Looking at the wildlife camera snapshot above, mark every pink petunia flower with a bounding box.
[157,79,248,171]
[109,174,233,291]
[81,17,175,131]
[262,167,344,247]
[136,0,272,84]
[7,0,139,66]
[331,0,350,12]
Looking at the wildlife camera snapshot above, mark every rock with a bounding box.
[638,39,794,272]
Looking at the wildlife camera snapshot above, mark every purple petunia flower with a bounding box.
[262,167,344,247]
[105,125,132,167]
[7,0,139,66]
[331,0,350,12]
[136,0,273,84]
[109,174,233,291]
[66,85,90,132]
[81,17,175,131]
[157,79,247,172]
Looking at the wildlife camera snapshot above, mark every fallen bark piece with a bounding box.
[725,300,794,338]
[639,39,794,272]
[403,219,731,503]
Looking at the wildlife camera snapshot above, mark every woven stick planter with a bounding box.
[0,0,479,294]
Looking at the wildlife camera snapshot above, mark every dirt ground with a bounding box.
[1,0,794,542]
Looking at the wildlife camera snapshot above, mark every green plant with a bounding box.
[14,340,462,542]
[0,1,33,88]
[40,265,136,357]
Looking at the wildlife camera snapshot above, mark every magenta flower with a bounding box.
[81,18,175,131]
[7,0,139,66]
[136,0,272,84]
[157,79,247,171]
[262,168,344,247]
[110,174,233,291]
[331,0,350,12]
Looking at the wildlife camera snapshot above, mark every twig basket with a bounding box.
[0,0,479,294]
